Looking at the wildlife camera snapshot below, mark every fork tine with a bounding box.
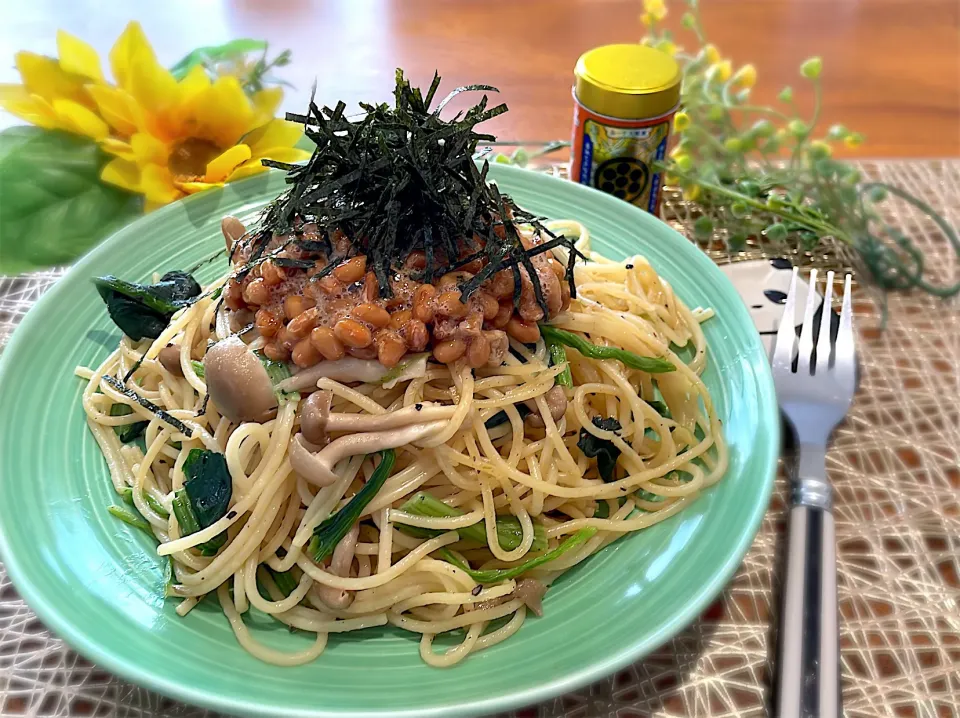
[796,269,819,374]
[834,274,855,388]
[772,268,799,372]
[815,271,835,369]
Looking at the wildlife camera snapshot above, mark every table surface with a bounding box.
[1,158,958,718]
[1,0,958,157]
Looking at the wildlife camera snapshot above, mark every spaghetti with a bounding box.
[78,219,725,667]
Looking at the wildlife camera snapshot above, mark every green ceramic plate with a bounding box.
[0,164,778,717]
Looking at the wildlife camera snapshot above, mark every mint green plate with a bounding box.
[0,164,778,718]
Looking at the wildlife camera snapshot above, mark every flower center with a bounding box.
[168,138,221,180]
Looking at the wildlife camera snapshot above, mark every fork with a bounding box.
[773,268,855,718]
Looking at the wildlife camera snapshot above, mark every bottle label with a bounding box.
[571,99,675,215]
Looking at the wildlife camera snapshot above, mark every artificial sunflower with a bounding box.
[0,31,110,140]
[91,23,309,209]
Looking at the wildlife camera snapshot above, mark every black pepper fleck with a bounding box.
[415,403,423,411]
[226,510,237,519]
[471,585,483,596]
[625,263,634,269]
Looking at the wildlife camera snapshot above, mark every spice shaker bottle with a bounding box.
[571,44,681,215]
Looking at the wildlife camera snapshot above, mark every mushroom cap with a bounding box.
[203,335,279,423]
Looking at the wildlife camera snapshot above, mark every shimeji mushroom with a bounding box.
[289,419,448,486]
[316,522,360,609]
[299,391,460,445]
[275,353,429,394]
[203,336,279,423]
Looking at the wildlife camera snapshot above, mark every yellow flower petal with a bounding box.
[87,85,140,136]
[0,85,57,128]
[244,119,304,156]
[140,164,181,205]
[99,137,137,161]
[110,22,155,89]
[101,158,141,193]
[177,180,224,194]
[255,147,311,164]
[178,64,211,105]
[190,76,254,148]
[15,51,87,105]
[204,144,251,182]
[52,98,109,140]
[131,133,168,165]
[251,87,283,126]
[56,30,104,83]
[126,45,179,123]
[225,161,269,183]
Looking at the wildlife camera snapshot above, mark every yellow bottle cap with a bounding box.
[574,44,681,120]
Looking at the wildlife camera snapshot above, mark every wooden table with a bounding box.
[1,0,957,158]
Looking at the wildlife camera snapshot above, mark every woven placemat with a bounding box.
[1,159,958,718]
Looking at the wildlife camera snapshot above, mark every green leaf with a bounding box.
[169,39,267,80]
[0,128,142,274]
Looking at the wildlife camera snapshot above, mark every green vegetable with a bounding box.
[0,128,141,275]
[539,325,674,373]
[107,505,152,535]
[119,487,169,518]
[397,491,547,552]
[308,450,395,563]
[267,567,299,598]
[110,403,147,443]
[648,398,671,418]
[191,360,205,379]
[93,271,201,341]
[259,355,292,384]
[577,416,623,483]
[544,333,573,387]
[440,527,597,583]
[171,449,232,556]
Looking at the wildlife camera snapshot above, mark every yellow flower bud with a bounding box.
[682,184,701,202]
[809,140,832,159]
[732,64,757,89]
[640,12,655,27]
[702,44,721,65]
[673,111,691,132]
[708,60,732,83]
[844,132,864,149]
[643,0,668,21]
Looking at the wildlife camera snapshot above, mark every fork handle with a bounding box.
[775,504,840,718]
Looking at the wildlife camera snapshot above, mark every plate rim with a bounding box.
[0,163,780,718]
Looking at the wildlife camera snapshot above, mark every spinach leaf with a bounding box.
[0,128,142,274]
[577,416,623,482]
[110,403,147,443]
[309,449,395,563]
[93,271,201,340]
[171,449,232,556]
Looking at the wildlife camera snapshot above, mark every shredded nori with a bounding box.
[101,375,193,437]
[244,70,585,315]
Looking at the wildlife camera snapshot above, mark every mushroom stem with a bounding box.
[277,358,390,393]
[289,420,447,486]
[300,395,458,445]
[317,522,360,609]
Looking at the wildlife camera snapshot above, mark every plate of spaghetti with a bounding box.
[0,74,778,717]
